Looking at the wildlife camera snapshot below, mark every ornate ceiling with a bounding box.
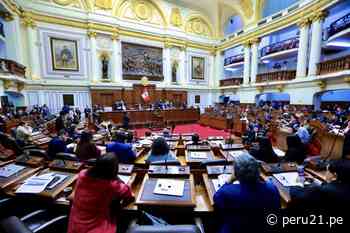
[24,0,263,37]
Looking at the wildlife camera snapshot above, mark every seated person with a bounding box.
[307,129,322,157]
[297,122,310,145]
[249,136,279,163]
[76,131,101,161]
[145,137,177,164]
[106,131,136,163]
[214,153,280,233]
[16,121,32,146]
[47,129,69,159]
[68,153,134,233]
[284,135,307,164]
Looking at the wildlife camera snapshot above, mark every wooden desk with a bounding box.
[199,114,230,130]
[136,174,195,209]
[0,163,42,189]
[260,162,298,175]
[185,150,215,166]
[100,109,200,127]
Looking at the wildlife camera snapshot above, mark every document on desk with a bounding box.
[229,150,244,159]
[0,164,25,178]
[118,175,130,184]
[16,175,54,194]
[190,151,208,159]
[153,179,185,197]
[273,172,300,187]
[213,175,238,192]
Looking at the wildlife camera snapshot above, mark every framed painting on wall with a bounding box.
[191,56,205,80]
[50,37,79,71]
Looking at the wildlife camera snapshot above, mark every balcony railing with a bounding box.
[328,12,350,38]
[224,54,244,66]
[220,77,243,87]
[0,58,26,78]
[261,37,299,57]
[256,70,296,83]
[317,55,350,75]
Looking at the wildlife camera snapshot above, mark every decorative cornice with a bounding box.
[297,18,310,28]
[310,10,328,23]
[21,11,36,28]
[249,38,261,45]
[111,28,119,41]
[87,31,97,38]
[0,12,14,21]
[317,80,327,90]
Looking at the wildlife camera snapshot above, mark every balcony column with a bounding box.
[308,11,327,76]
[243,41,251,85]
[111,29,122,83]
[3,13,24,64]
[88,31,98,83]
[163,42,172,85]
[250,38,260,84]
[215,50,224,88]
[178,46,187,86]
[296,19,310,78]
[22,12,40,80]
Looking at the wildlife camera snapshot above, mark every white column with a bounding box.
[179,47,187,86]
[4,14,24,64]
[214,50,224,88]
[296,19,310,78]
[308,11,327,76]
[111,33,122,83]
[23,14,40,80]
[163,45,172,85]
[250,38,260,84]
[243,42,251,85]
[88,31,98,83]
[208,52,215,88]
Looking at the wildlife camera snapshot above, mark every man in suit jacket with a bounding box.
[106,131,136,163]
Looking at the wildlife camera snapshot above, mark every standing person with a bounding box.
[68,153,134,233]
[122,112,130,130]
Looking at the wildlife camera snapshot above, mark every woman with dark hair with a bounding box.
[76,131,101,161]
[191,133,200,145]
[284,135,307,164]
[146,137,177,163]
[249,136,278,163]
[68,153,134,233]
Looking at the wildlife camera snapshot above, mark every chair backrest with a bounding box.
[24,149,49,160]
[126,225,201,233]
[200,159,229,167]
[55,152,79,161]
[150,160,181,166]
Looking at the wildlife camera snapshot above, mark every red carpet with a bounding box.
[135,123,230,139]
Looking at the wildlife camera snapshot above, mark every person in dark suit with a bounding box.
[283,135,307,164]
[76,131,101,161]
[249,136,279,163]
[47,129,69,159]
[214,153,280,233]
[55,111,66,132]
[122,112,130,129]
[106,131,136,163]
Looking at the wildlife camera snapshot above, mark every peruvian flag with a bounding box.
[141,87,151,102]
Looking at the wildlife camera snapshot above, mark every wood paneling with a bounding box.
[91,85,187,107]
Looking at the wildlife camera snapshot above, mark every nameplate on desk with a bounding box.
[190,151,208,159]
[153,179,185,197]
[220,144,244,150]
[187,145,210,151]
[206,165,234,175]
[118,164,134,174]
[49,160,83,172]
[148,165,190,176]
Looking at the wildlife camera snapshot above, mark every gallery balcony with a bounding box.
[0,58,26,78]
[260,37,299,61]
[224,54,244,68]
[317,54,350,75]
[219,77,243,87]
[327,12,350,40]
[256,70,296,83]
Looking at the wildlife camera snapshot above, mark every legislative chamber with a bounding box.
[0,0,350,233]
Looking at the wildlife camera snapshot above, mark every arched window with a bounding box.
[262,0,298,18]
